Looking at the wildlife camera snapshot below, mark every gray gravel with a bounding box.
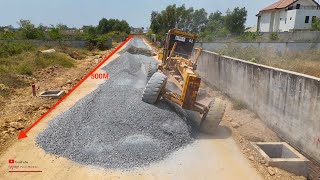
[36,38,194,169]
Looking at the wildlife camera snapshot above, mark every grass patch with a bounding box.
[35,53,74,68]
[55,45,94,60]
[17,63,33,75]
[232,99,247,110]
[0,51,75,75]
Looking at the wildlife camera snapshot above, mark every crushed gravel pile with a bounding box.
[119,38,154,56]
[36,38,194,169]
[126,46,155,56]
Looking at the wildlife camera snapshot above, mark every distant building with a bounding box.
[131,27,144,34]
[61,28,78,35]
[1,25,16,32]
[257,0,320,32]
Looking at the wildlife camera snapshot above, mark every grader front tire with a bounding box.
[142,72,167,104]
[146,64,158,83]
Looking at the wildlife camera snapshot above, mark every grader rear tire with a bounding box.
[142,72,167,104]
[200,98,226,134]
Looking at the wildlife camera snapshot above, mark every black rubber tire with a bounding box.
[142,72,167,104]
[146,64,158,83]
[200,98,226,134]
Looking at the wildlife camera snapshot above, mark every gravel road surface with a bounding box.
[37,38,194,169]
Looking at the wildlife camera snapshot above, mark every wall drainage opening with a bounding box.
[251,142,309,176]
[39,90,65,99]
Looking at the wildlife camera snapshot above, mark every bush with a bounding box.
[96,34,110,50]
[269,32,279,41]
[237,32,260,41]
[311,17,320,30]
[17,63,33,75]
[217,44,261,61]
[0,42,35,58]
[48,28,62,40]
[84,30,126,50]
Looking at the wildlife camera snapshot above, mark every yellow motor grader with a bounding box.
[142,29,225,133]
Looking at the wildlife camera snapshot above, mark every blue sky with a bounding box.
[0,0,275,28]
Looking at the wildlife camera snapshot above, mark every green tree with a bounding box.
[97,18,130,35]
[191,8,208,33]
[150,4,196,36]
[85,26,98,40]
[18,19,45,39]
[97,18,110,34]
[207,11,225,31]
[150,11,162,34]
[200,11,229,41]
[149,5,248,42]
[174,5,194,31]
[48,28,62,40]
[57,23,69,30]
[114,20,130,34]
[225,7,247,35]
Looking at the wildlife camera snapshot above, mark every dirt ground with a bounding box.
[199,85,303,180]
[0,47,115,155]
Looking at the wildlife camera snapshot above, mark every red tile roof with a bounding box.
[261,0,295,12]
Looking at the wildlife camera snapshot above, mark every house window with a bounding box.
[290,17,292,20]
[296,4,301,9]
[305,16,310,23]
[285,18,287,24]
[312,16,317,23]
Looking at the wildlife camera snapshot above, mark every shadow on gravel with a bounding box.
[154,99,231,140]
[184,107,232,140]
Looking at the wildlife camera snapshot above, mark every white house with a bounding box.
[257,0,320,32]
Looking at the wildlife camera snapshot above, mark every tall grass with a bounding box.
[0,52,74,76]
[35,53,74,68]
[216,45,320,78]
[0,42,35,58]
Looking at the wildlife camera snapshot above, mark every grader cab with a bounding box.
[142,29,226,133]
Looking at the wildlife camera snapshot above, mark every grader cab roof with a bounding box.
[165,29,197,59]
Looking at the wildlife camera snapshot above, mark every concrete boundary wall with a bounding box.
[196,42,320,52]
[192,49,320,163]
